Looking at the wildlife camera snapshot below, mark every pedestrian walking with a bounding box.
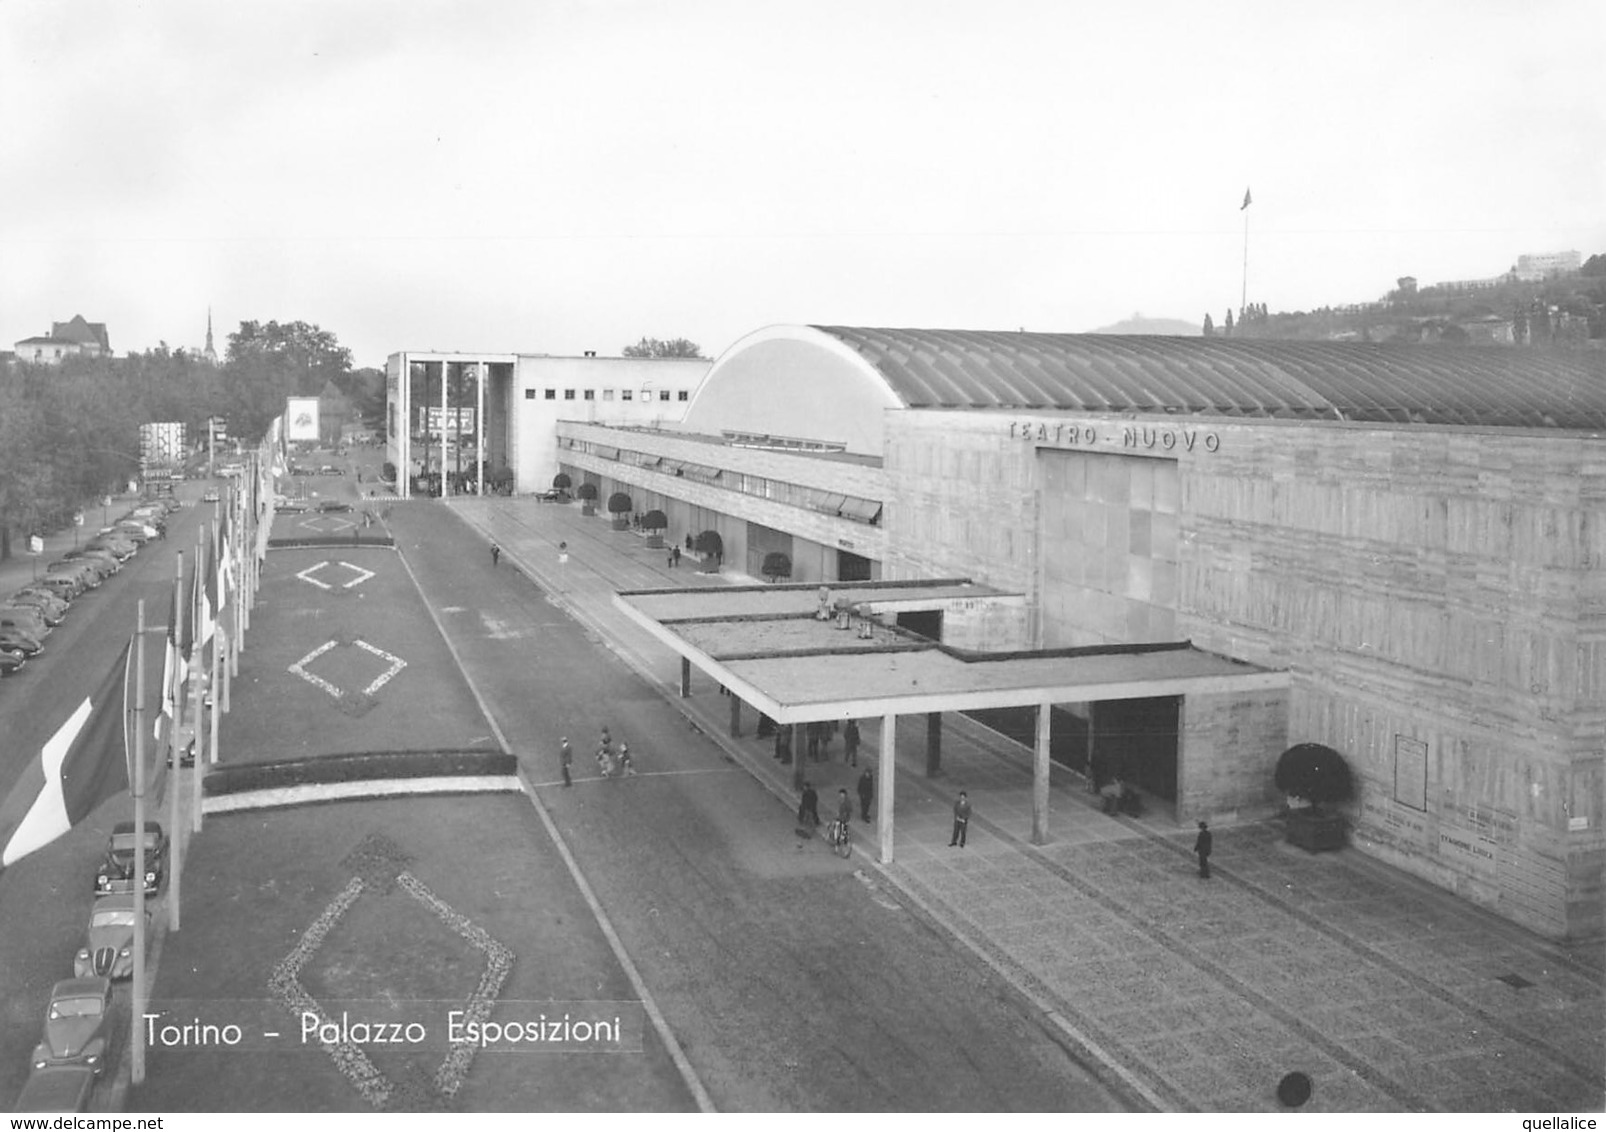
[1194,821,1213,878]
[836,788,852,830]
[596,744,612,778]
[805,723,820,762]
[950,791,971,847]
[843,719,860,766]
[490,542,501,567]
[559,737,573,787]
[672,546,681,567]
[798,781,820,827]
[667,548,675,568]
[857,767,874,822]
[618,742,636,776]
[775,726,792,764]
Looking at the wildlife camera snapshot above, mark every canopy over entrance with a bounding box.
[616,579,1289,861]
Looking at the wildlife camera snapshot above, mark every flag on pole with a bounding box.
[0,639,133,869]
[1241,187,1253,210]
[196,526,217,649]
[158,569,190,741]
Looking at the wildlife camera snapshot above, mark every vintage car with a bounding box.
[11,1063,96,1112]
[93,820,167,896]
[201,489,220,503]
[0,647,25,676]
[74,895,150,980]
[0,627,44,657]
[316,499,353,513]
[30,978,112,1075]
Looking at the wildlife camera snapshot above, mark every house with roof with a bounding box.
[13,315,111,363]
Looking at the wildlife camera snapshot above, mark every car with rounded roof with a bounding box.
[30,978,113,1075]
[5,593,67,625]
[0,627,44,657]
[1,607,53,637]
[11,1062,96,1112]
[74,895,150,980]
[0,647,25,677]
[93,820,167,896]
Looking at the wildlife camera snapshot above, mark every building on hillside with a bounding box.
[13,314,111,363]
[541,327,1604,940]
[1515,251,1582,282]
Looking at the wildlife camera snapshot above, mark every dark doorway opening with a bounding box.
[837,549,872,582]
[896,609,943,641]
[1093,696,1179,803]
[963,706,1090,773]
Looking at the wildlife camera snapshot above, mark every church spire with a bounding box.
[204,307,217,364]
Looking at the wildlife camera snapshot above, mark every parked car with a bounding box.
[0,647,25,676]
[74,896,149,981]
[30,978,112,1075]
[92,821,167,896]
[11,1063,96,1113]
[5,593,67,624]
[84,536,136,560]
[32,576,83,600]
[318,465,344,475]
[1,608,53,637]
[316,499,353,513]
[116,520,160,540]
[201,489,220,503]
[50,556,113,582]
[46,562,100,590]
[61,548,120,575]
[0,628,44,657]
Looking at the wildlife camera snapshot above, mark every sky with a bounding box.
[3,0,1603,370]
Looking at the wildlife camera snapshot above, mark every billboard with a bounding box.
[418,406,477,434]
[286,397,321,442]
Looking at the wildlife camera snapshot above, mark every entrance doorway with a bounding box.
[1093,696,1179,803]
[896,609,943,641]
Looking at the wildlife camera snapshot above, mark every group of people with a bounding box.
[796,767,878,829]
[556,727,635,785]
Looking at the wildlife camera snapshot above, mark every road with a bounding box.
[391,501,1123,1110]
[0,488,215,1108]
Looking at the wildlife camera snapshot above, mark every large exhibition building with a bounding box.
[388,329,1606,939]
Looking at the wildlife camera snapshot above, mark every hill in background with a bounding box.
[1088,313,1201,336]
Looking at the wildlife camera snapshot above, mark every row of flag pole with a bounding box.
[0,438,275,1087]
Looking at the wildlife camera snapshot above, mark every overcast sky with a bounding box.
[3,0,1602,369]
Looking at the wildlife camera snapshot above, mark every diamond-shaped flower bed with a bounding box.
[296,560,377,592]
[289,639,407,715]
[268,833,515,1109]
[299,515,359,534]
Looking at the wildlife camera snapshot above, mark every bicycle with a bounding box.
[826,819,852,859]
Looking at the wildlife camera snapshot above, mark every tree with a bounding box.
[552,472,572,491]
[1202,313,1215,337]
[640,509,668,547]
[1274,743,1353,813]
[762,551,793,582]
[622,337,703,358]
[1224,309,1235,335]
[224,320,354,441]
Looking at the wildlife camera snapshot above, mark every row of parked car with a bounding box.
[9,497,181,1112]
[13,817,168,1112]
[0,499,181,678]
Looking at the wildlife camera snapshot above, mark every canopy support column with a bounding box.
[728,691,741,737]
[680,656,691,698]
[1032,700,1052,845]
[925,711,942,777]
[878,713,897,863]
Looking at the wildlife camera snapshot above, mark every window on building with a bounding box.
[564,389,576,400]
[659,390,671,402]
[678,390,689,401]
[524,389,536,399]
[603,389,614,401]
[584,389,595,401]
[545,389,556,400]
[621,390,633,401]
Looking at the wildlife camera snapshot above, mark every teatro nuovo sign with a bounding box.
[1007,419,1221,454]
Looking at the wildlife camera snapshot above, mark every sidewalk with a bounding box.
[0,496,147,595]
[447,496,1604,1113]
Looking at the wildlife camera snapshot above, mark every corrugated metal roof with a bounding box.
[810,328,1606,429]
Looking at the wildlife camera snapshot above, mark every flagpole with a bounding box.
[192,523,209,832]
[132,602,148,1085]
[169,553,183,933]
[1240,186,1251,317]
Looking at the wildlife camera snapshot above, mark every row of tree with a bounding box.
[0,320,378,560]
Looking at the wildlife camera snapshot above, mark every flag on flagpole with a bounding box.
[0,639,133,869]
[158,569,190,742]
[1241,186,1253,210]
[196,526,217,649]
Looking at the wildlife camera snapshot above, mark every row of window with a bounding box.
[524,388,690,403]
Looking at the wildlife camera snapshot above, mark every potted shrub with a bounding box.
[762,551,792,583]
[607,492,633,531]
[1275,742,1353,851]
[694,529,723,573]
[641,509,668,548]
[576,481,598,516]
